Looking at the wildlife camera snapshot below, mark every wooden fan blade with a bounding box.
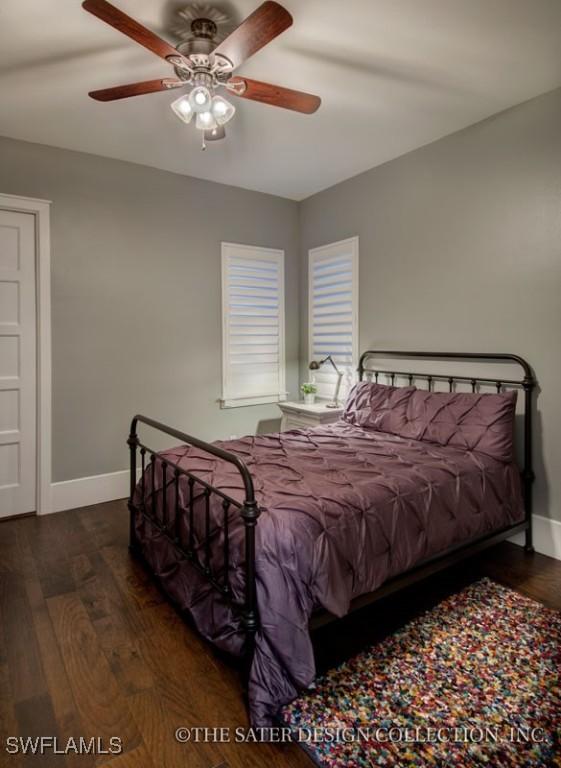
[227,77,321,114]
[82,0,188,66]
[212,2,292,70]
[89,78,184,101]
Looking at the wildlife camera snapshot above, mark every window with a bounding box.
[308,237,359,401]
[221,242,286,408]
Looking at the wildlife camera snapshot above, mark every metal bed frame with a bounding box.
[127,350,536,673]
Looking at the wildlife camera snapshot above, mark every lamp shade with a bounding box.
[211,95,236,126]
[196,111,218,131]
[170,94,194,124]
[189,86,213,114]
[205,125,226,141]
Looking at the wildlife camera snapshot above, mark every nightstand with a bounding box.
[278,401,344,431]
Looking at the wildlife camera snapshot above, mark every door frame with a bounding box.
[0,193,52,515]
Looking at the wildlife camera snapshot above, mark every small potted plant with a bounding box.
[301,382,317,405]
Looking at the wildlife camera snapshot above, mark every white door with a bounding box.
[0,210,36,518]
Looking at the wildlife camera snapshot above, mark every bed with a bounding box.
[126,350,536,726]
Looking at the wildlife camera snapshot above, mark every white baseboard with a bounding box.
[47,472,561,562]
[49,469,131,514]
[509,514,561,561]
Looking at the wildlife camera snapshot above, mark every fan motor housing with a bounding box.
[191,17,217,39]
[174,16,218,78]
[176,37,214,57]
[173,15,234,81]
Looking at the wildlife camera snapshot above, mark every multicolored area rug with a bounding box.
[280,579,561,767]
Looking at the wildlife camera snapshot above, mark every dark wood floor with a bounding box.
[1,500,560,768]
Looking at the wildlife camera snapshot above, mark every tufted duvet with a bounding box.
[133,420,524,726]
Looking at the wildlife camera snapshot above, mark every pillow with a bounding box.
[343,381,416,433]
[399,389,517,462]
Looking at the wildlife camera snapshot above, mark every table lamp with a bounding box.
[308,356,343,408]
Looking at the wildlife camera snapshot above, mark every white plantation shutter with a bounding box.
[308,237,359,401]
[221,243,286,407]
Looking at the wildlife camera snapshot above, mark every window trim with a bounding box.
[308,236,359,398]
[221,241,287,409]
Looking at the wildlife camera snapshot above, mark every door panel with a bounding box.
[0,210,36,517]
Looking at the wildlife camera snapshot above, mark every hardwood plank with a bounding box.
[97,742,155,768]
[45,512,95,560]
[14,694,64,768]
[100,637,154,699]
[71,554,106,622]
[0,517,36,578]
[47,592,141,766]
[0,571,47,703]
[78,502,129,551]
[0,565,21,768]
[0,661,22,768]
[100,545,163,616]
[127,689,221,768]
[25,578,94,768]
[136,624,224,722]
[27,513,93,599]
[468,542,561,610]
[101,540,224,654]
[71,552,154,696]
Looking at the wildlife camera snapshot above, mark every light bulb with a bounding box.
[188,86,212,114]
[196,111,218,131]
[211,95,236,126]
[170,95,193,124]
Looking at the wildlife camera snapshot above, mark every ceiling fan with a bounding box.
[82,0,321,147]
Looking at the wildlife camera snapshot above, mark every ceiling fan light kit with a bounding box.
[83,0,321,149]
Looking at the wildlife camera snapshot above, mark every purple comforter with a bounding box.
[133,420,523,725]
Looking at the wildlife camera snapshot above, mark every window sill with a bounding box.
[220,394,288,409]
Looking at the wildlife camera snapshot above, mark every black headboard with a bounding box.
[358,350,537,549]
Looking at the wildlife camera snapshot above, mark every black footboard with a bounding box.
[127,415,260,662]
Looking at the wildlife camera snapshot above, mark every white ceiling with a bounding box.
[1,0,561,200]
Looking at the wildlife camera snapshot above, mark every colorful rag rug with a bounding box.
[280,579,561,767]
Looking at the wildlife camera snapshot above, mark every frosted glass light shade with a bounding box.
[205,125,226,141]
[211,95,236,126]
[170,95,193,124]
[196,111,218,131]
[189,86,212,113]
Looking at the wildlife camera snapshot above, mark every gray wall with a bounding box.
[299,87,561,523]
[0,136,299,482]
[2,86,560,521]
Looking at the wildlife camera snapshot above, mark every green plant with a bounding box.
[300,382,317,395]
